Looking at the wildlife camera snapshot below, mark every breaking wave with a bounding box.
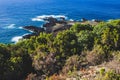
[4,24,16,29]
[31,15,67,21]
[11,33,31,43]
[11,36,22,43]
[18,26,23,29]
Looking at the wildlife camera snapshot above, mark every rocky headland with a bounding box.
[23,17,102,39]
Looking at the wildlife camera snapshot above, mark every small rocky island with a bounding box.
[23,16,102,39]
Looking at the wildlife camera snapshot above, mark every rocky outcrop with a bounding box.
[81,18,87,22]
[92,19,103,22]
[23,26,45,33]
[23,33,38,39]
[43,22,56,27]
[22,16,74,39]
[23,26,45,39]
[43,17,57,23]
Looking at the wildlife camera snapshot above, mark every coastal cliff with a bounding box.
[0,19,120,80]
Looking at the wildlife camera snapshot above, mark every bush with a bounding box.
[77,30,95,50]
[70,23,92,33]
[86,45,107,65]
[97,70,120,80]
[62,55,81,74]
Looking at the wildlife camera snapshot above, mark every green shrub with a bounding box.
[97,70,120,80]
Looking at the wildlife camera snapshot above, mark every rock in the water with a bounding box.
[23,26,45,33]
[22,26,45,39]
[43,17,57,23]
[81,18,87,22]
[92,19,102,22]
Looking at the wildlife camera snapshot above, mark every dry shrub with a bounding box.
[49,74,65,80]
[103,51,120,74]
[96,70,120,80]
[32,52,58,76]
[32,52,65,77]
[26,73,36,80]
[104,60,120,74]
[62,55,81,74]
[86,45,105,65]
[109,60,120,74]
[26,73,46,80]
[112,51,120,62]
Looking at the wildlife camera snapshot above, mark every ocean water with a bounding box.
[0,0,120,43]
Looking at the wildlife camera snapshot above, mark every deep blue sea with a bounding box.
[0,0,120,43]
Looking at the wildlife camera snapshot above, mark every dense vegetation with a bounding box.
[0,19,120,80]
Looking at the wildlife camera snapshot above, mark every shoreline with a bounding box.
[8,17,118,43]
[22,17,102,40]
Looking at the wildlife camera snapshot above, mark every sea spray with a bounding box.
[31,15,67,22]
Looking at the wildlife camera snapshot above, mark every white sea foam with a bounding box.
[11,36,22,43]
[69,19,74,21]
[23,33,30,36]
[31,15,67,21]
[11,33,31,43]
[32,18,44,21]
[23,28,34,33]
[18,26,23,29]
[4,24,16,29]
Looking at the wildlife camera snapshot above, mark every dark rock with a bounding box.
[56,21,67,24]
[43,22,56,27]
[81,18,87,22]
[43,17,67,28]
[59,17,65,21]
[23,33,38,39]
[23,26,45,33]
[92,19,102,22]
[22,26,45,39]
[43,17,57,23]
[22,17,73,39]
